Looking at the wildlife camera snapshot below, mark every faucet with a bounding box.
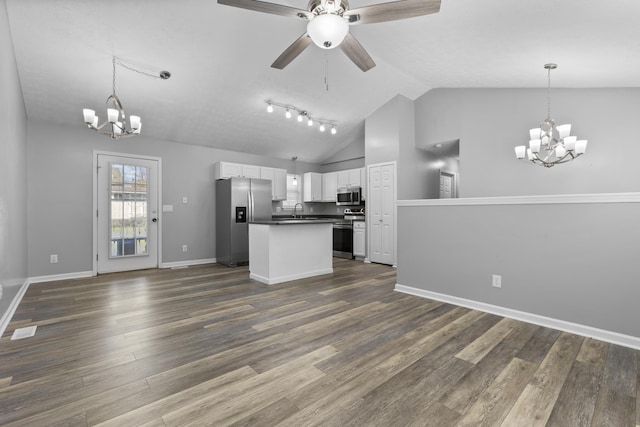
[293,203,303,218]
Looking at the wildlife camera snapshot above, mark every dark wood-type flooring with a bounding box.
[0,259,638,426]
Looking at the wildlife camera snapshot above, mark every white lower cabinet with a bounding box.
[353,220,365,257]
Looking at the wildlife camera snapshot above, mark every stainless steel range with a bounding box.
[333,208,365,259]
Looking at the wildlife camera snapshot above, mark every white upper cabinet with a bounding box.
[242,164,261,179]
[303,172,323,202]
[215,162,261,179]
[348,168,362,187]
[261,167,286,201]
[215,162,242,179]
[322,172,337,202]
[215,162,286,200]
[337,168,363,189]
[273,169,287,201]
[260,167,275,182]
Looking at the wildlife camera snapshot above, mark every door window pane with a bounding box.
[110,162,149,257]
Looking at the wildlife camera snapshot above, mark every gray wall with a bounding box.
[397,201,640,338]
[398,87,640,340]
[365,94,430,200]
[26,121,320,277]
[0,0,28,288]
[415,88,640,197]
[320,138,365,173]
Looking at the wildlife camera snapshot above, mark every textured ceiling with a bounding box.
[6,0,640,163]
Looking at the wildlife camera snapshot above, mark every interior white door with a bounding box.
[368,163,396,265]
[439,170,456,199]
[97,154,159,274]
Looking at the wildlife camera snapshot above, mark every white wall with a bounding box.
[0,0,28,289]
[26,121,321,277]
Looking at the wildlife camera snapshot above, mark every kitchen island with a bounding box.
[248,220,334,285]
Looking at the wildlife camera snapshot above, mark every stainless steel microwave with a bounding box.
[336,187,362,206]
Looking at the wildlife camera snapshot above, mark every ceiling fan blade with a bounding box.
[344,0,441,25]
[339,33,376,72]
[271,33,313,69]
[218,0,312,20]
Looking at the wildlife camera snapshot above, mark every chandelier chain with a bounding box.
[547,66,552,121]
[113,57,164,80]
[112,57,117,96]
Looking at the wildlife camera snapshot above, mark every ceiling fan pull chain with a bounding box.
[324,51,329,91]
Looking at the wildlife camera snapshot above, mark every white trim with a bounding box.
[161,258,217,269]
[93,151,163,275]
[397,192,640,207]
[395,283,640,351]
[29,271,94,284]
[0,279,30,337]
[250,268,333,285]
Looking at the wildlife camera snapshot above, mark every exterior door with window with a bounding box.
[97,154,159,274]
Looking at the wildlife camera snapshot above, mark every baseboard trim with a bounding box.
[29,271,94,284]
[161,258,216,269]
[395,283,640,351]
[250,268,334,285]
[0,279,30,337]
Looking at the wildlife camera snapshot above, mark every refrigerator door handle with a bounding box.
[250,191,255,221]
[248,191,253,222]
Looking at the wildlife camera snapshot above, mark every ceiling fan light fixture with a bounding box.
[307,13,349,49]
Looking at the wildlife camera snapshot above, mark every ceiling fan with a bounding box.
[218,0,441,72]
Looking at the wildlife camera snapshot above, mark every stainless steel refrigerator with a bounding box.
[216,177,272,266]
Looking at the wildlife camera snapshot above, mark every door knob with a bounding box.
[152,218,158,223]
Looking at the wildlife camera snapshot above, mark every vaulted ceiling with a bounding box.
[6,0,640,163]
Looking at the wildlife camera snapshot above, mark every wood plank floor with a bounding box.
[0,259,638,426]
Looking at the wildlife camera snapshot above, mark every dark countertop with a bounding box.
[250,219,335,225]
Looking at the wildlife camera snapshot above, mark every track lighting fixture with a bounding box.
[264,100,337,135]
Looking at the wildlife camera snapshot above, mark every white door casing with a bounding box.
[94,152,161,274]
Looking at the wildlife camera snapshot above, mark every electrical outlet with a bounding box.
[182,197,188,204]
[492,274,502,288]
[50,254,58,264]
[182,245,188,252]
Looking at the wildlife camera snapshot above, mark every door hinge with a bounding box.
[96,254,98,261]
[96,209,99,217]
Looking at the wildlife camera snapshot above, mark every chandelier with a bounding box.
[265,100,338,135]
[514,63,588,168]
[82,57,170,139]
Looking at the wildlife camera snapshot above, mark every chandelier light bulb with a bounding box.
[331,126,337,135]
[319,124,326,132]
[285,109,292,119]
[267,103,274,113]
[307,117,314,127]
[297,113,304,122]
[83,109,95,124]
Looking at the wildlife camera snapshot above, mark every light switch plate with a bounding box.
[162,205,174,212]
